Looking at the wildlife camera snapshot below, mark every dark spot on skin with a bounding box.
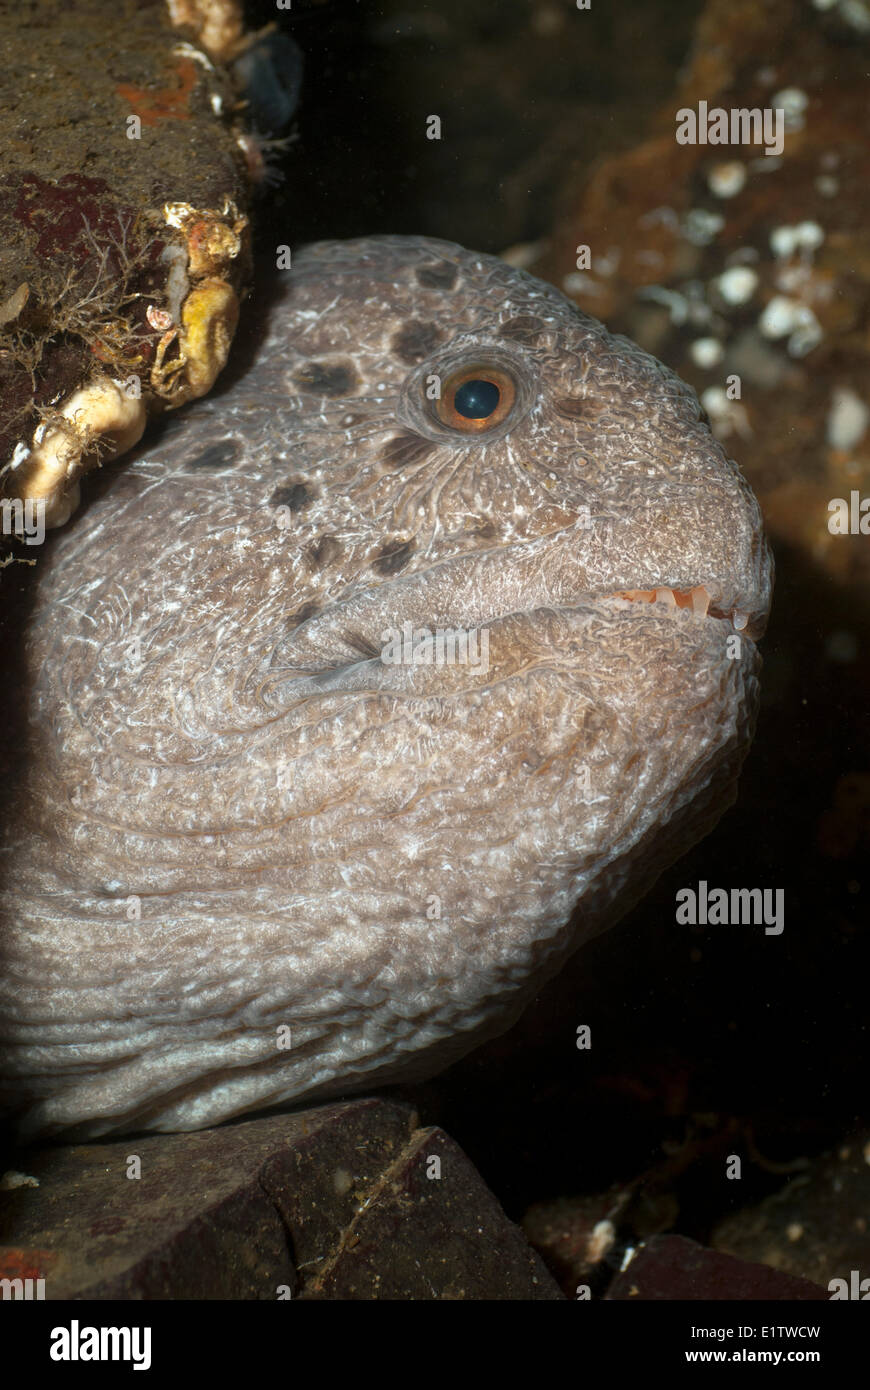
[499,315,547,345]
[287,599,321,627]
[270,479,316,511]
[473,520,498,539]
[416,262,458,290]
[293,359,359,396]
[187,438,240,470]
[382,432,437,469]
[553,396,602,420]
[391,320,445,365]
[372,536,415,576]
[306,534,341,569]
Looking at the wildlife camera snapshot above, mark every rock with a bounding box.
[523,1188,634,1295]
[712,1135,870,1290]
[0,1099,562,1299]
[538,0,870,599]
[605,1233,828,1300]
[519,6,868,1248]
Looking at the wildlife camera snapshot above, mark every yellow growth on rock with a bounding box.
[164,0,244,63]
[151,276,240,404]
[148,200,246,405]
[13,376,147,528]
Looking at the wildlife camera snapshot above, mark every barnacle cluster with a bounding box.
[3,198,248,528]
[150,200,246,404]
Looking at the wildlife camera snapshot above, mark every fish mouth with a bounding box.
[265,554,770,708]
[263,575,767,711]
[604,584,766,640]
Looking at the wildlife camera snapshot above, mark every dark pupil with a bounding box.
[453,378,500,419]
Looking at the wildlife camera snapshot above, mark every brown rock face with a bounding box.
[0,0,252,531]
[0,1098,563,1300]
[538,0,870,597]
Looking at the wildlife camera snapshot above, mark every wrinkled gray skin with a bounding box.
[0,237,772,1138]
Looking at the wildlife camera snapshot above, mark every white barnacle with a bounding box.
[826,387,869,450]
[759,294,802,338]
[683,209,725,246]
[690,337,724,369]
[707,161,747,199]
[771,86,808,132]
[716,267,758,306]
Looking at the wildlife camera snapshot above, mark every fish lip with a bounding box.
[597,584,769,641]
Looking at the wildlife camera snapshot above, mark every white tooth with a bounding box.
[733,612,749,631]
[692,585,711,617]
[654,587,677,607]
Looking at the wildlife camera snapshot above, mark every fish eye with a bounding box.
[433,364,517,433]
